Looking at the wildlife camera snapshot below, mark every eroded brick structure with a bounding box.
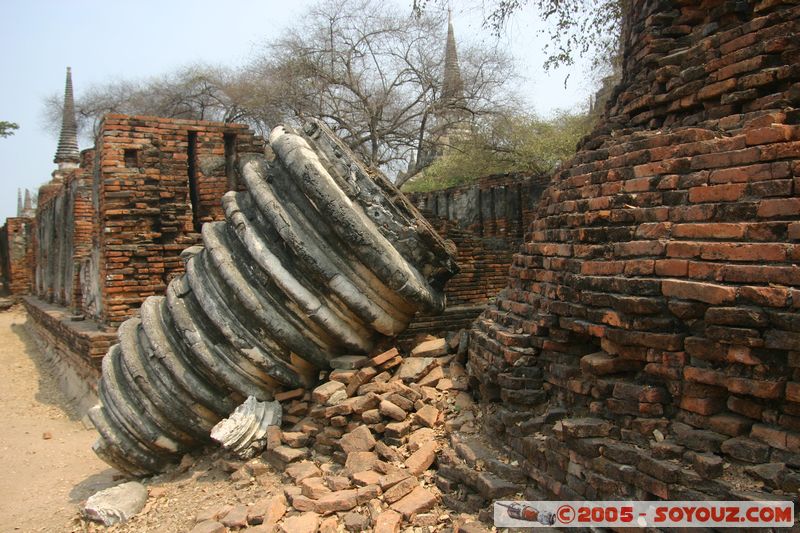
[469,0,800,501]
[6,70,268,410]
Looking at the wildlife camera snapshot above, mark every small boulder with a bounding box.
[83,481,148,526]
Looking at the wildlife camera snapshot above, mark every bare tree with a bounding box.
[42,64,251,140]
[41,0,518,183]
[244,0,517,180]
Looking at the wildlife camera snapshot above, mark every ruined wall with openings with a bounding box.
[402,175,549,339]
[468,0,800,503]
[93,115,263,326]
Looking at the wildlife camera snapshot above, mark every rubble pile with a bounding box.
[177,335,525,533]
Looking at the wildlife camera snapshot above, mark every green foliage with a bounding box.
[0,121,19,138]
[402,110,591,193]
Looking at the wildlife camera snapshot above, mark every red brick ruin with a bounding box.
[469,0,800,501]
[2,0,799,506]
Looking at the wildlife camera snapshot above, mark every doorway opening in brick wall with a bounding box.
[224,132,237,191]
[187,131,201,232]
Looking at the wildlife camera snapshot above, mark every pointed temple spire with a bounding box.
[53,67,80,167]
[17,189,23,217]
[441,9,464,104]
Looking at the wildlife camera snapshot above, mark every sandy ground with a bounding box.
[0,308,116,533]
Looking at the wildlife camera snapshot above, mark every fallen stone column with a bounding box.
[89,120,459,476]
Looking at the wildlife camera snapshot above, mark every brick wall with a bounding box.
[468,0,800,503]
[1,217,34,294]
[93,115,263,326]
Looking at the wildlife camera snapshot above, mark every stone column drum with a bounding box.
[89,121,459,476]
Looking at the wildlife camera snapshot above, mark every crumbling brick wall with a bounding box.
[469,0,800,501]
[1,217,34,295]
[92,115,263,326]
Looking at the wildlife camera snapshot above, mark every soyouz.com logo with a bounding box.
[493,501,794,528]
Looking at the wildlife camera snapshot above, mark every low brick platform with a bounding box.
[22,296,116,413]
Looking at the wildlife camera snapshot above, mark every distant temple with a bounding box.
[400,11,470,182]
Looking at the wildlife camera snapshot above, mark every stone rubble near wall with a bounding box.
[468,0,800,504]
[183,336,511,533]
[89,120,459,477]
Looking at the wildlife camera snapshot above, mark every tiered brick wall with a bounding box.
[94,115,263,326]
[1,217,34,295]
[401,175,548,340]
[469,0,800,503]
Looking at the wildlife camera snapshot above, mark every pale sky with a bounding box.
[0,0,593,221]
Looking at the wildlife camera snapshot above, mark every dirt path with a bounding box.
[0,308,116,533]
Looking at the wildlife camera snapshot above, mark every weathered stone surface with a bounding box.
[343,511,371,531]
[248,495,287,526]
[383,477,419,503]
[391,486,438,519]
[379,400,407,422]
[301,476,332,499]
[339,425,376,454]
[210,396,281,459]
[313,381,347,405]
[415,405,440,428]
[394,358,436,382]
[411,338,448,358]
[220,505,249,528]
[344,451,379,475]
[408,428,436,451]
[745,463,788,489]
[83,482,148,526]
[405,441,437,475]
[319,516,339,533]
[314,489,359,513]
[561,418,612,438]
[190,521,226,533]
[286,461,322,482]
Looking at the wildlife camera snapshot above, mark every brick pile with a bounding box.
[469,0,800,503]
[186,336,514,533]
